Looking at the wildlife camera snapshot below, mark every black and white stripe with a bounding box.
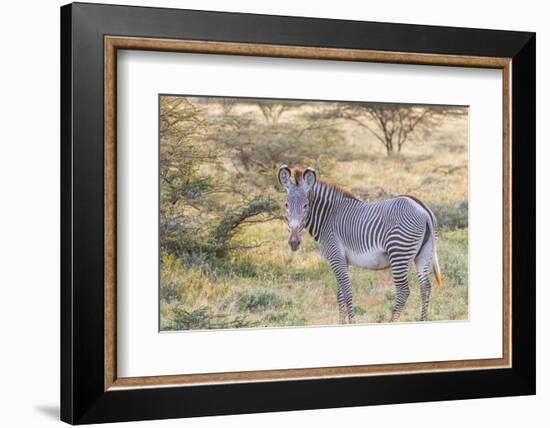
[303,181,440,323]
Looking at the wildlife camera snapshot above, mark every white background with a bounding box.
[0,0,545,427]
[118,51,503,377]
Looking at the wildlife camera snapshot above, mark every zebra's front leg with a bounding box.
[389,260,411,322]
[329,259,355,324]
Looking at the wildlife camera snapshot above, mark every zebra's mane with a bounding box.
[293,168,360,201]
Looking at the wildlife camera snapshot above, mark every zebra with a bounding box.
[278,165,443,324]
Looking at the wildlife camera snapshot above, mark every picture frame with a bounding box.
[60,2,535,424]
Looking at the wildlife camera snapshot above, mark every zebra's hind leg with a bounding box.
[415,239,434,321]
[417,272,431,321]
[388,260,411,322]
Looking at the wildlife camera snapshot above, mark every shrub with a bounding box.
[432,201,468,229]
[161,305,255,330]
[438,229,468,288]
[222,256,258,278]
[232,288,290,313]
[261,311,307,326]
[160,254,227,304]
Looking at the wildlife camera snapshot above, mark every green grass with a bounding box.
[160,224,468,330]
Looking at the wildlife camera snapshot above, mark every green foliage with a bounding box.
[159,96,279,262]
[231,288,291,313]
[438,229,468,288]
[159,97,214,258]
[432,201,468,230]
[162,304,255,330]
[213,198,278,257]
[160,254,226,303]
[261,311,308,326]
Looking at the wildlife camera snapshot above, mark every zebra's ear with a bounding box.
[278,165,292,190]
[302,168,317,190]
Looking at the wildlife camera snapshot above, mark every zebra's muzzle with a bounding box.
[289,240,300,252]
[288,228,301,251]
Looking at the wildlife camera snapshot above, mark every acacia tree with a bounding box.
[160,96,280,260]
[337,104,458,156]
[160,97,214,206]
[205,101,345,177]
[255,100,303,123]
[160,97,353,261]
[159,96,216,258]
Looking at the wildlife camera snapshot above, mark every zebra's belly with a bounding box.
[346,249,390,270]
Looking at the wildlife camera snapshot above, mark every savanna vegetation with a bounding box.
[159,95,468,331]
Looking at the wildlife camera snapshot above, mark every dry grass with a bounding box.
[160,112,468,330]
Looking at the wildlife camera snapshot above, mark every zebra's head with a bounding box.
[278,165,317,252]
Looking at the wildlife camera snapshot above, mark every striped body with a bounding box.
[304,182,440,323]
[278,165,442,324]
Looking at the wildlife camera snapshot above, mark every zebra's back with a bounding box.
[330,196,432,261]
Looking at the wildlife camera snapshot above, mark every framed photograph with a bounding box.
[60,2,535,424]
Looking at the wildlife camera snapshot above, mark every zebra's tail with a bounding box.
[406,195,443,287]
[419,218,443,288]
[423,204,443,288]
[432,248,443,288]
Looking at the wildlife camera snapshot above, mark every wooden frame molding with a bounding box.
[104,35,512,391]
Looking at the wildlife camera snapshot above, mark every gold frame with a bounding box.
[104,36,512,391]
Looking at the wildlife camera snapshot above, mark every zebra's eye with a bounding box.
[284,202,289,209]
[303,204,308,209]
